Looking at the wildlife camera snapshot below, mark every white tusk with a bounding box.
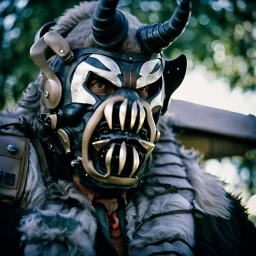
[92,139,111,151]
[105,143,115,177]
[138,139,155,153]
[119,99,128,131]
[136,101,146,133]
[131,101,138,129]
[104,101,115,129]
[118,141,127,175]
[130,147,140,177]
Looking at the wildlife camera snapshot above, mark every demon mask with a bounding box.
[30,0,191,190]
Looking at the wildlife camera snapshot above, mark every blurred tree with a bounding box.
[1,0,256,109]
[120,0,256,91]
[0,0,255,197]
[234,149,256,195]
[0,0,78,110]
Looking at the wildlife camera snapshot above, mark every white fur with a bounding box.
[19,145,97,255]
[125,115,231,255]
[159,115,231,218]
[23,143,47,209]
[126,193,195,256]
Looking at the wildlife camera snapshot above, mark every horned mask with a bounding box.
[30,0,191,190]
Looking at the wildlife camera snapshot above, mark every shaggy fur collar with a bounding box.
[125,115,231,255]
[18,115,231,256]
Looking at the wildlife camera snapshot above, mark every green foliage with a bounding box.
[234,149,256,195]
[1,0,255,110]
[0,0,78,110]
[120,0,256,92]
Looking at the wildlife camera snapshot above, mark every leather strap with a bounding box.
[30,135,49,177]
[0,118,49,205]
[0,133,29,204]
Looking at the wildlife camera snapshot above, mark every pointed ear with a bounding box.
[161,54,187,115]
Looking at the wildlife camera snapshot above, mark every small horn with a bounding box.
[92,0,128,48]
[30,31,74,109]
[137,0,191,54]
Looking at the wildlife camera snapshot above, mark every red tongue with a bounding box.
[107,211,121,239]
[109,211,119,229]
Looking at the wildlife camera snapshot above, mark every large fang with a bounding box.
[155,130,161,143]
[138,100,157,143]
[130,147,140,177]
[119,99,128,131]
[104,101,115,129]
[138,139,155,153]
[118,141,127,175]
[131,101,138,129]
[136,101,146,133]
[105,143,115,177]
[92,139,111,151]
[138,139,155,159]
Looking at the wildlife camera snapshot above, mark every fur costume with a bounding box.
[0,1,255,256]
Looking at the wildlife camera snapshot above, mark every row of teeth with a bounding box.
[92,139,155,177]
[92,99,156,177]
[104,100,146,132]
[104,141,140,177]
[80,96,159,183]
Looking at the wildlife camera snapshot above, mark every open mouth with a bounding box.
[80,95,157,186]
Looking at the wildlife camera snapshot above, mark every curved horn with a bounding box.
[30,31,74,109]
[92,0,128,48]
[137,0,191,54]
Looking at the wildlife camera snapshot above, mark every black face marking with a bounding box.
[86,56,112,72]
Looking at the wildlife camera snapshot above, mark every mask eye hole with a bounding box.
[137,77,162,100]
[136,85,149,99]
[87,73,117,96]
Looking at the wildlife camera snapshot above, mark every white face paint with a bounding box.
[136,59,163,89]
[71,54,121,104]
[70,53,164,107]
[88,54,122,87]
[149,87,164,111]
[71,62,96,105]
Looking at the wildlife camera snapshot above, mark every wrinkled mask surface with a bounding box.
[30,0,191,190]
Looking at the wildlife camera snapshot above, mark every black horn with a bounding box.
[137,0,191,54]
[92,0,128,48]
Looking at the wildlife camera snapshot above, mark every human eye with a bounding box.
[136,77,162,100]
[87,74,116,96]
[136,85,149,99]
[92,80,105,89]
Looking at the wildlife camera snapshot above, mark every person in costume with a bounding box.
[0,0,255,255]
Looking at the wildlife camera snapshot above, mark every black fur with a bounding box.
[0,206,31,255]
[195,194,256,256]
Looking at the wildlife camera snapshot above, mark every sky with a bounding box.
[172,65,256,116]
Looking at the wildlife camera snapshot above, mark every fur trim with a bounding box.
[18,114,235,256]
[125,115,231,255]
[19,212,95,256]
[23,143,47,209]
[0,75,46,133]
[126,193,195,256]
[19,146,97,255]
[160,115,231,218]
